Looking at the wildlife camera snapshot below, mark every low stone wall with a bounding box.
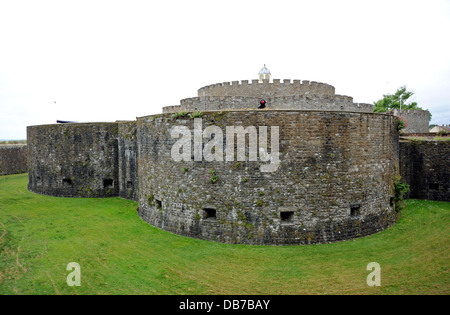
[399,140,450,201]
[0,145,28,175]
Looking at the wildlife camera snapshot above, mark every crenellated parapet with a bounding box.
[162,94,373,113]
[160,79,374,113]
[197,79,336,98]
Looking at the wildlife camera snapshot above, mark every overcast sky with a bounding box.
[1,0,449,139]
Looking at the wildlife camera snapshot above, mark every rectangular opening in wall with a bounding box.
[203,208,216,220]
[103,179,114,188]
[280,211,294,224]
[62,178,72,187]
[155,199,162,209]
[390,197,395,207]
[429,183,439,190]
[350,204,361,216]
[127,181,133,189]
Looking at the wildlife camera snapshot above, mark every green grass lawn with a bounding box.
[0,174,448,295]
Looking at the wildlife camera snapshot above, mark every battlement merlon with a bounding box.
[334,95,354,103]
[162,105,183,113]
[197,79,336,98]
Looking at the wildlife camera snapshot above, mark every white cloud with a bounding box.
[1,0,449,139]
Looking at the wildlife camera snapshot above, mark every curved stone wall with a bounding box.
[137,110,399,245]
[197,79,335,98]
[163,78,373,114]
[163,95,373,113]
[27,123,119,198]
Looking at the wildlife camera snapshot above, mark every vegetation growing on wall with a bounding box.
[393,175,410,211]
[394,116,408,131]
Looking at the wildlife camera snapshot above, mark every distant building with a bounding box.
[430,124,450,133]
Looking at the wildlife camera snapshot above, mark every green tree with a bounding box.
[373,86,421,112]
[373,86,431,121]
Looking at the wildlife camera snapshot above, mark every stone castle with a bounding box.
[25,66,448,245]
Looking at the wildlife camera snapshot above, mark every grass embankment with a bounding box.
[0,174,448,295]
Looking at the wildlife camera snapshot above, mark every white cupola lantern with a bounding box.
[258,64,271,82]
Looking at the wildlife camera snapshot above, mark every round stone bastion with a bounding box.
[27,122,119,198]
[137,110,400,245]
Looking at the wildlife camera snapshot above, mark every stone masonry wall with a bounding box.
[118,121,139,201]
[163,95,373,114]
[137,110,399,245]
[197,79,336,98]
[27,123,119,198]
[399,140,449,201]
[0,145,28,175]
[393,109,430,133]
